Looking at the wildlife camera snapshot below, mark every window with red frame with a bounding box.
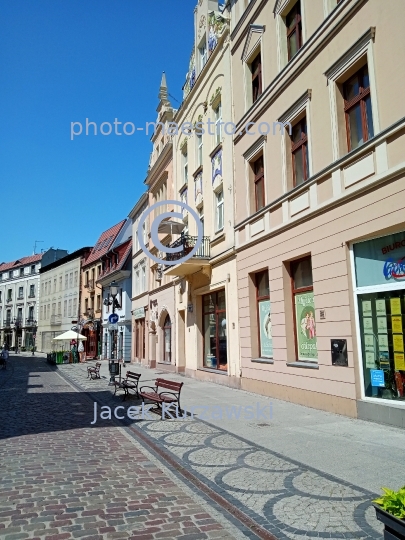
[343,65,374,151]
[286,1,302,60]
[291,118,309,186]
[291,257,318,362]
[253,156,265,211]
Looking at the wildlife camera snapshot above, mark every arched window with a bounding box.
[163,315,172,363]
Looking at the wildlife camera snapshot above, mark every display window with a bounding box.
[203,289,227,370]
[353,231,405,403]
[255,271,273,358]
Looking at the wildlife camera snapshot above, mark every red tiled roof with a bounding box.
[97,239,132,281]
[0,253,43,272]
[83,220,126,268]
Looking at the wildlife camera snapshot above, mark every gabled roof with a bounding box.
[0,253,43,273]
[97,239,132,282]
[83,220,126,268]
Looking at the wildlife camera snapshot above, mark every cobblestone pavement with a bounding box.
[53,361,384,540]
[0,357,252,540]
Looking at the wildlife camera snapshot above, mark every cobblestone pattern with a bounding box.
[0,357,244,539]
[54,361,384,540]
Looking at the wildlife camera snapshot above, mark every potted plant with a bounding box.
[373,486,405,539]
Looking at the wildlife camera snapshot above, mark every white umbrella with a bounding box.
[52,330,87,341]
[158,220,185,235]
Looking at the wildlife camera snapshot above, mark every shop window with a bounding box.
[291,117,309,186]
[251,52,262,103]
[203,290,227,370]
[286,1,302,60]
[256,271,273,358]
[163,315,172,363]
[343,65,374,151]
[291,257,318,362]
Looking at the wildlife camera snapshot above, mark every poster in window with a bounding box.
[364,334,374,352]
[378,334,389,352]
[362,300,372,316]
[377,317,387,333]
[390,298,402,316]
[258,300,273,357]
[363,317,373,334]
[394,352,405,371]
[393,334,404,353]
[365,351,376,369]
[375,299,386,317]
[392,316,403,334]
[379,351,390,371]
[295,292,317,361]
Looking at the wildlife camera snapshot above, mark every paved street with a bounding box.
[2,356,404,539]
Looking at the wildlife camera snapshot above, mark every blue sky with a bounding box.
[0,0,197,262]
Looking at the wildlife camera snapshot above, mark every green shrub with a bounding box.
[374,486,405,519]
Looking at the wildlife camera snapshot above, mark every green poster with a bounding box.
[295,292,318,361]
[258,300,273,357]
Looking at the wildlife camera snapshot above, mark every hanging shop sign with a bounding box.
[133,307,145,320]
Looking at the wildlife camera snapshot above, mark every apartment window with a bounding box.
[28,306,34,321]
[53,278,57,293]
[31,265,35,274]
[154,182,167,216]
[9,271,13,279]
[69,273,73,287]
[85,298,88,314]
[343,65,374,151]
[85,271,89,286]
[199,38,207,70]
[29,284,35,297]
[141,264,146,293]
[251,53,262,103]
[135,268,140,296]
[20,268,24,276]
[52,303,56,316]
[96,295,101,311]
[182,149,188,185]
[59,276,62,291]
[74,271,78,287]
[47,304,50,319]
[253,156,265,211]
[17,308,23,322]
[73,298,77,317]
[6,309,12,324]
[45,282,48,295]
[0,291,2,303]
[18,286,23,299]
[199,207,204,237]
[65,274,68,289]
[215,190,224,232]
[197,132,203,167]
[214,102,222,146]
[97,265,101,277]
[291,257,318,362]
[40,306,43,320]
[286,1,302,60]
[68,299,72,317]
[7,289,12,302]
[291,118,309,186]
[63,300,67,317]
[57,301,61,315]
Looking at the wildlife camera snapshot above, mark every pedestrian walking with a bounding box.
[1,346,9,369]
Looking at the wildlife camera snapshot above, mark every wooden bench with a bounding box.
[139,378,184,418]
[87,362,101,380]
[114,371,141,401]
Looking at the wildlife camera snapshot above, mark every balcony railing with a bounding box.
[25,318,37,327]
[28,293,35,298]
[84,279,95,291]
[50,314,62,326]
[165,235,210,264]
[17,295,24,300]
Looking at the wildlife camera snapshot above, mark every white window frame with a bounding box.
[197,132,203,167]
[183,149,188,185]
[214,102,222,146]
[215,189,224,232]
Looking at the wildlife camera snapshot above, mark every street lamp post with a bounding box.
[109,281,119,384]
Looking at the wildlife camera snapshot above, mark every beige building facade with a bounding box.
[38,248,91,353]
[163,0,241,386]
[228,0,405,426]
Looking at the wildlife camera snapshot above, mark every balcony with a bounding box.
[17,296,24,300]
[25,318,37,327]
[28,293,35,298]
[3,319,12,328]
[164,235,211,277]
[50,314,62,326]
[84,279,95,292]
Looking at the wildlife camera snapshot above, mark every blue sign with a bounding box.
[109,313,119,324]
[370,369,385,388]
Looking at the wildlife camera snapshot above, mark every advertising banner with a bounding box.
[295,292,318,361]
[258,300,273,358]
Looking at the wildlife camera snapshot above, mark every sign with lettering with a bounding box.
[354,231,405,287]
[133,307,145,320]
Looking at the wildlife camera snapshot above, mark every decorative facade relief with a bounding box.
[195,172,203,206]
[208,11,226,53]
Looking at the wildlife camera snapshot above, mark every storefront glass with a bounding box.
[203,290,227,370]
[354,231,405,402]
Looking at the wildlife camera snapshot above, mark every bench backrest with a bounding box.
[156,378,183,394]
[126,371,141,381]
